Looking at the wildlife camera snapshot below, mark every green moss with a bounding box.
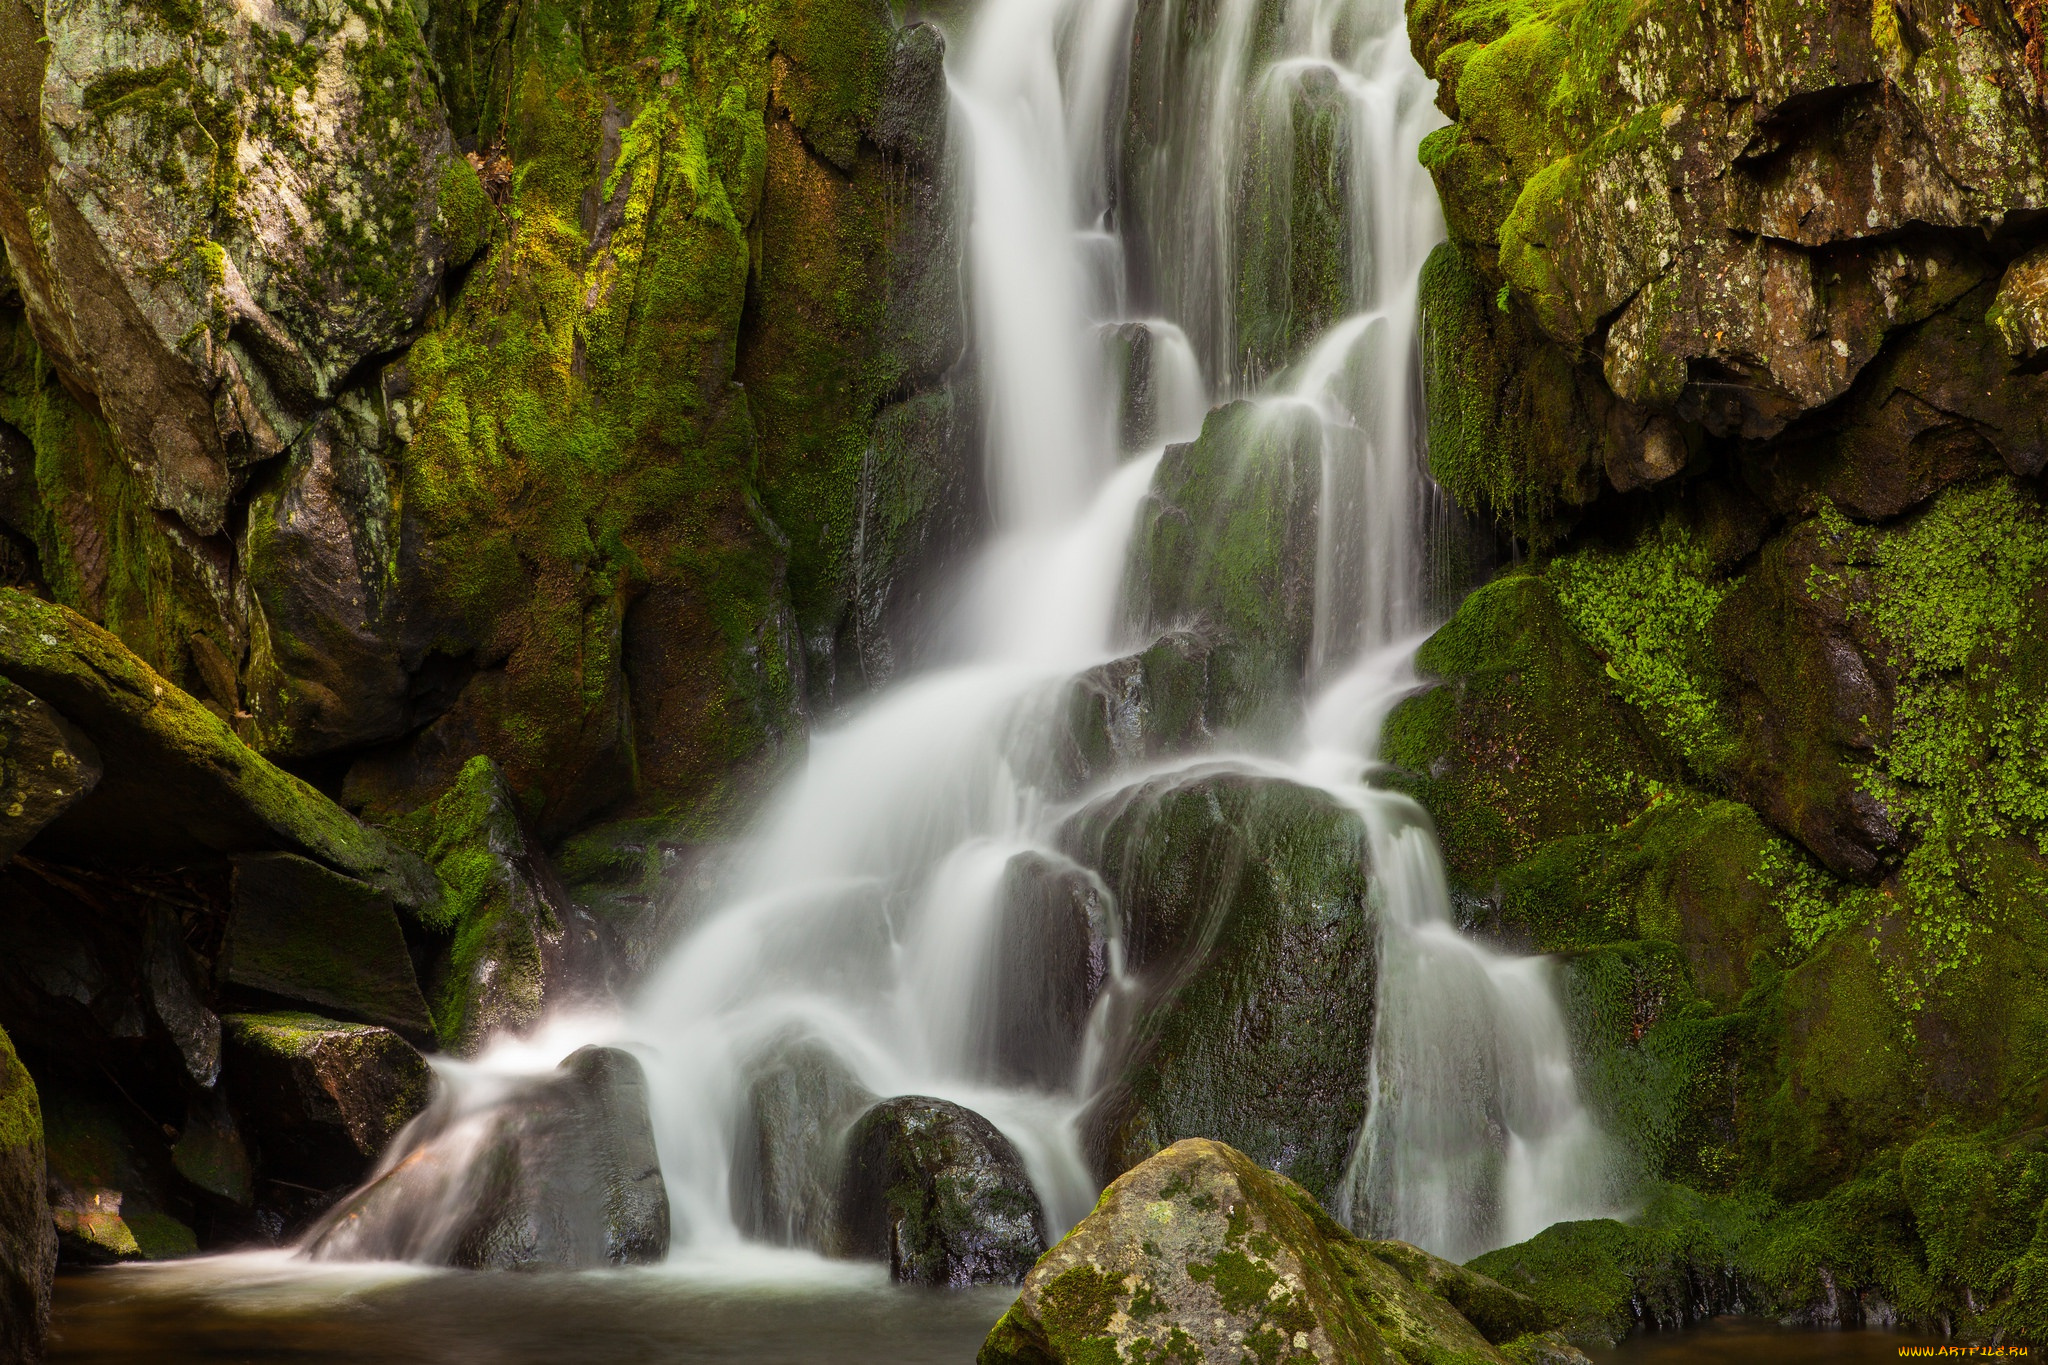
[0,1024,41,1158]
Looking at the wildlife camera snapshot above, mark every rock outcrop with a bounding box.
[0,1025,54,1362]
[979,1139,1569,1365]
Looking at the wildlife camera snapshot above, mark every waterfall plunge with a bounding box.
[305,0,1618,1273]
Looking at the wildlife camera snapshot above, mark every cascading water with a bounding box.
[304,0,1618,1273]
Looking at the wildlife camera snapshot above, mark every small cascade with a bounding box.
[303,0,1618,1275]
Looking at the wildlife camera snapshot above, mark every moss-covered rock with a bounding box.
[836,1095,1045,1288]
[0,1024,54,1361]
[1064,770,1375,1202]
[220,853,434,1042]
[41,1082,197,1262]
[979,1138,1544,1365]
[1124,402,1323,740]
[0,589,438,911]
[222,1010,431,1191]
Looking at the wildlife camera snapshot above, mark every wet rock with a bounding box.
[836,1095,1045,1287]
[404,756,601,1058]
[1,0,469,538]
[0,590,440,915]
[1063,770,1376,1200]
[0,1025,55,1361]
[1991,246,2048,359]
[1059,629,1225,785]
[1237,64,1355,383]
[979,1138,1541,1365]
[1124,401,1322,738]
[170,1090,252,1208]
[733,1037,875,1250]
[42,1084,196,1262]
[143,906,220,1088]
[222,1012,432,1191]
[0,677,99,863]
[446,1046,669,1269]
[971,852,1109,1091]
[221,853,434,1042]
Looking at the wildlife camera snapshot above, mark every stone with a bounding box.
[442,1046,669,1270]
[836,1095,1045,1288]
[171,1090,252,1208]
[971,852,1108,1092]
[221,853,434,1041]
[1124,402,1322,739]
[1063,772,1376,1200]
[978,1138,1540,1365]
[0,590,440,915]
[732,1036,875,1250]
[0,677,99,863]
[1,0,467,538]
[222,1011,432,1190]
[144,906,220,1088]
[1990,245,2048,359]
[1058,630,1226,787]
[41,1084,196,1262]
[0,1025,54,1362]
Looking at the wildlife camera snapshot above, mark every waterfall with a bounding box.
[303,0,1616,1271]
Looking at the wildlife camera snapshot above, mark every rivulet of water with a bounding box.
[298,0,1618,1274]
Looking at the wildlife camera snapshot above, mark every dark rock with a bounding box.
[41,1083,196,1262]
[0,677,99,863]
[222,854,434,1041]
[971,852,1108,1091]
[170,1090,252,1208]
[980,1138,1543,1364]
[0,590,441,915]
[0,1025,55,1361]
[1058,629,1226,786]
[1236,64,1355,383]
[222,1012,432,1191]
[1124,401,1322,739]
[443,1046,669,1269]
[835,1095,1044,1288]
[733,1037,875,1250]
[1063,770,1376,1199]
[143,907,220,1088]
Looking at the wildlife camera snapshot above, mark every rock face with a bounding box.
[836,1096,1045,1288]
[1063,772,1376,1202]
[0,1025,54,1363]
[443,1046,668,1270]
[980,1139,1562,1365]
[0,677,99,862]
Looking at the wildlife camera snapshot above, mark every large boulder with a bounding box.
[0,1025,54,1362]
[979,1139,1565,1365]
[41,1083,196,1262]
[970,852,1109,1091]
[835,1096,1045,1288]
[1063,771,1376,1201]
[222,1011,431,1192]
[0,590,439,913]
[732,1036,876,1250]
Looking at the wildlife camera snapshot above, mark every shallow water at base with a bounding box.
[47,1258,1016,1364]
[1599,1316,1968,1365]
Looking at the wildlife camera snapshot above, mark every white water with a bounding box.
[303,0,1617,1273]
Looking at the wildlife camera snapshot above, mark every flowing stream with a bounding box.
[300,0,1616,1273]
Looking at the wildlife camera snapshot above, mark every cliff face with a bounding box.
[0,0,973,847]
[1406,0,2048,1342]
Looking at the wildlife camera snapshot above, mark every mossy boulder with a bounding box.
[0,674,98,862]
[979,1138,1554,1365]
[1063,771,1375,1202]
[222,1011,431,1191]
[0,1025,54,1361]
[1058,631,1229,789]
[220,853,434,1042]
[0,589,438,912]
[1124,401,1322,740]
[41,1083,197,1262]
[835,1096,1045,1288]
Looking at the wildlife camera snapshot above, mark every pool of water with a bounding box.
[46,1252,1018,1364]
[51,1265,2004,1365]
[1600,1316,1990,1364]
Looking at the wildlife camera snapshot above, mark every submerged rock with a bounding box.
[979,1138,1559,1365]
[1063,770,1376,1201]
[0,1025,55,1362]
[444,1046,668,1270]
[223,1012,432,1191]
[836,1096,1045,1288]
[0,677,99,863]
